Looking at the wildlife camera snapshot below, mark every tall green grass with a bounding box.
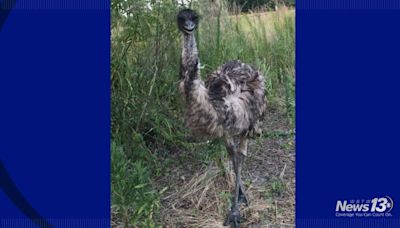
[111,0,294,226]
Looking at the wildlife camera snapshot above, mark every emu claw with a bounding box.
[224,209,240,228]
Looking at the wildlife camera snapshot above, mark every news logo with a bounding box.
[335,196,393,217]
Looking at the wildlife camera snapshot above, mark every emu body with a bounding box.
[177,9,266,227]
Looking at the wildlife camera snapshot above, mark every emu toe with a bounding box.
[224,209,240,228]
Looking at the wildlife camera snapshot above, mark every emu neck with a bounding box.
[180,33,200,80]
[179,33,219,136]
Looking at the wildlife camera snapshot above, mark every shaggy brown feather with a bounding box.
[178,36,265,140]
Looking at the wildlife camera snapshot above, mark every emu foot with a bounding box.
[238,183,249,206]
[224,208,240,228]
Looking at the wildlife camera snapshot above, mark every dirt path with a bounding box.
[157,106,295,227]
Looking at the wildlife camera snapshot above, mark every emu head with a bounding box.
[177,9,199,35]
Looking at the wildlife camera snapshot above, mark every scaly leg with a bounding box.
[224,137,247,227]
[237,138,249,206]
[238,179,249,206]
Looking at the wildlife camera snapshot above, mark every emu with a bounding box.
[177,9,266,227]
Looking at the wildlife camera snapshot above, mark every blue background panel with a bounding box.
[297,7,400,228]
[0,1,110,227]
[2,0,400,227]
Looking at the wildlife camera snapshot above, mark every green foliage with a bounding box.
[111,0,294,226]
[263,177,286,199]
[111,142,164,227]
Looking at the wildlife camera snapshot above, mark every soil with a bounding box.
[156,106,295,228]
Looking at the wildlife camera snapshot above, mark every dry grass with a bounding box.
[157,107,295,227]
[232,8,295,39]
[160,164,269,227]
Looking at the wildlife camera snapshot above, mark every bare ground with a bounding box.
[156,106,295,228]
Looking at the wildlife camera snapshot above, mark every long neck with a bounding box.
[180,33,200,81]
[179,33,220,136]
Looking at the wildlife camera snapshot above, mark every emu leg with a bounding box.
[238,179,249,206]
[224,140,245,228]
[237,138,249,206]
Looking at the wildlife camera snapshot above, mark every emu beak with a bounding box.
[184,21,195,33]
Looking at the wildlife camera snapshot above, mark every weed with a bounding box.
[111,142,165,227]
[263,177,286,199]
